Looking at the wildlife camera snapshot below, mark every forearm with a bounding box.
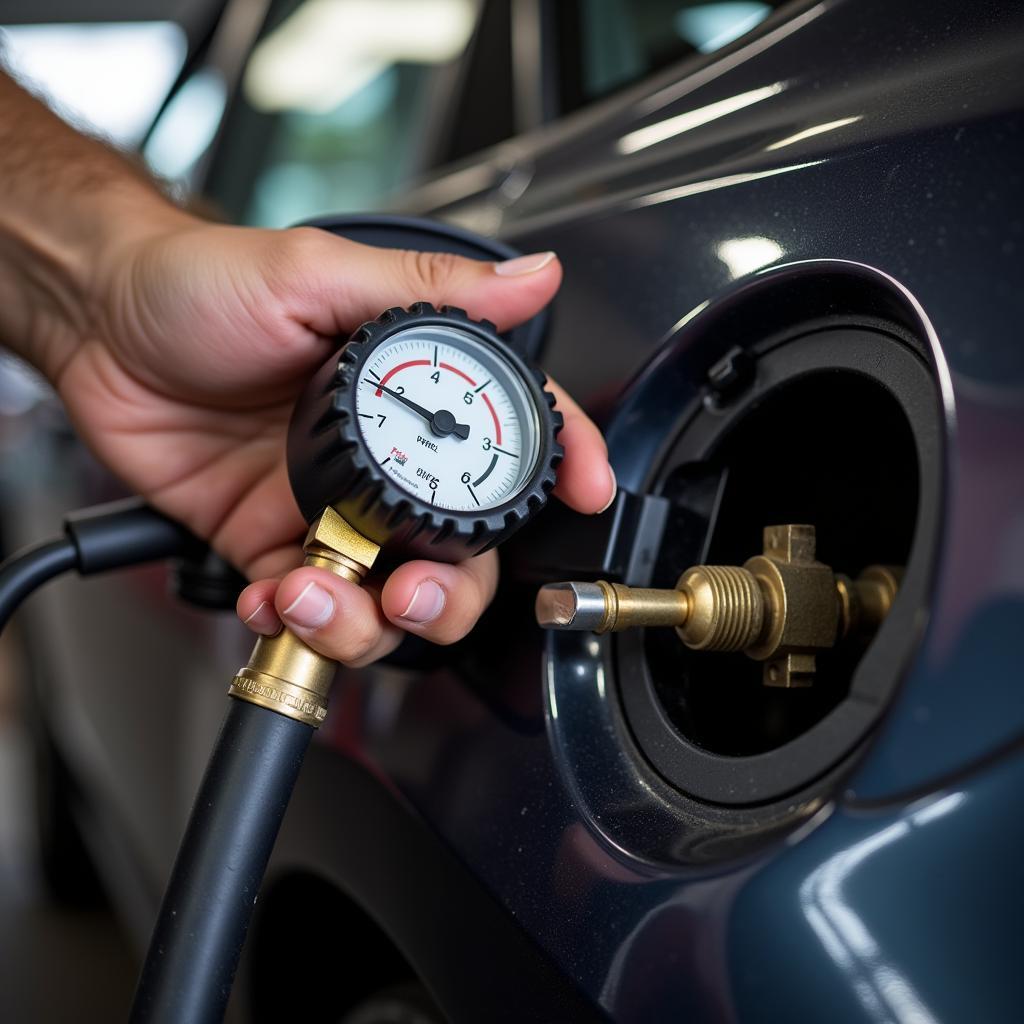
[0,70,190,378]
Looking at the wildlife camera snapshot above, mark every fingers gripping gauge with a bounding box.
[133,303,564,1024]
[289,303,564,563]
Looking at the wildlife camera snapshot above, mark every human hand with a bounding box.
[47,217,614,664]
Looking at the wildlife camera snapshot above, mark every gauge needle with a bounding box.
[365,380,471,440]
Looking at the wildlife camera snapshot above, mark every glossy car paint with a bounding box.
[10,0,1022,1021]
[302,0,1022,1018]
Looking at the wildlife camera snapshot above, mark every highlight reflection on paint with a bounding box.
[628,160,822,210]
[767,115,863,151]
[717,236,784,277]
[618,83,785,155]
[800,793,965,1023]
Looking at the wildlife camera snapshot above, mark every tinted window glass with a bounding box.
[205,0,479,227]
[555,0,787,114]
[240,62,442,227]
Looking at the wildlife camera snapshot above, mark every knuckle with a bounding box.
[404,248,460,294]
[349,631,402,668]
[284,225,326,256]
[261,228,326,303]
[271,227,310,268]
[333,612,380,664]
[271,227,330,278]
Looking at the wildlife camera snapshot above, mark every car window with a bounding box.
[204,0,480,227]
[554,0,789,115]
[441,0,515,166]
[0,20,187,145]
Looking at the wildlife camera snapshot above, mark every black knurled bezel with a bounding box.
[288,303,564,564]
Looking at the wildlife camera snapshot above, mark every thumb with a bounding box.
[287,231,561,335]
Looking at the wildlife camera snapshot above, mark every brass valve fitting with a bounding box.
[535,524,901,687]
[228,507,380,726]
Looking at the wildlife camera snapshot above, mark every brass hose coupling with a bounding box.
[228,507,380,726]
[535,524,901,687]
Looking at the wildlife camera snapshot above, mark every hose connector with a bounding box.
[228,507,380,727]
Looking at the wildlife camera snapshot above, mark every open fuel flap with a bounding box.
[526,269,944,859]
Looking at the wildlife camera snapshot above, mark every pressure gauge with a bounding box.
[289,304,563,563]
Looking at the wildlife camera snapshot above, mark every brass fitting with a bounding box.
[538,580,689,634]
[535,524,902,688]
[676,565,764,652]
[836,564,902,640]
[742,524,839,686]
[228,507,380,727]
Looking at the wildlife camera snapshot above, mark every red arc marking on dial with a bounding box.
[481,393,502,444]
[439,362,475,385]
[439,362,502,442]
[374,358,503,443]
[376,359,431,393]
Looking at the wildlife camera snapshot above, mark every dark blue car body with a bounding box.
[11,1,1022,1021]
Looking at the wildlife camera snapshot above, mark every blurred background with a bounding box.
[0,0,785,1018]
[1,0,485,224]
[0,0,781,224]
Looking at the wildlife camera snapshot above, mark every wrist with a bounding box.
[0,178,197,381]
[91,181,200,272]
[0,72,199,380]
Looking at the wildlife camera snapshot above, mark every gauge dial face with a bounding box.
[355,325,541,512]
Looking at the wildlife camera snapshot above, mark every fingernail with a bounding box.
[242,600,282,637]
[494,251,556,276]
[597,464,617,514]
[281,581,334,629]
[400,579,446,624]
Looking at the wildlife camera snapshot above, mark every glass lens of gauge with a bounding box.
[355,325,541,512]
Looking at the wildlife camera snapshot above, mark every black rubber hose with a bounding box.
[130,699,313,1024]
[0,498,196,636]
[64,497,196,575]
[0,538,79,633]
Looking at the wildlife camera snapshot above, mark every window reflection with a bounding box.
[676,2,775,54]
[243,0,475,114]
[144,70,228,185]
[557,0,787,114]
[224,0,478,227]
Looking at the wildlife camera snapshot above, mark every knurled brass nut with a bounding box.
[676,565,765,652]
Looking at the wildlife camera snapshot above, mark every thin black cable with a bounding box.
[130,699,313,1024]
[0,498,196,637]
[0,537,79,633]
